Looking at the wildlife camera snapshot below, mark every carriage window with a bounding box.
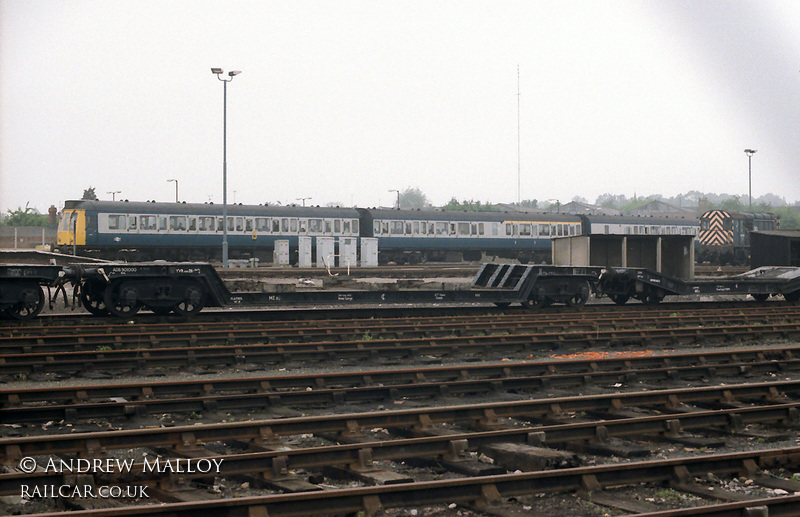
[235,217,243,231]
[352,220,359,234]
[478,223,484,235]
[128,216,137,230]
[158,217,168,231]
[538,224,548,236]
[506,223,513,236]
[169,216,187,231]
[342,220,350,233]
[273,219,281,232]
[198,217,213,231]
[492,223,498,236]
[282,218,289,232]
[140,215,157,230]
[334,219,341,233]
[188,218,196,231]
[381,221,389,234]
[457,222,469,235]
[390,221,404,235]
[245,219,253,232]
[412,221,420,234]
[289,219,298,232]
[298,219,306,233]
[569,225,575,236]
[405,222,412,234]
[435,222,448,235]
[308,219,322,232]
[324,220,332,233]
[256,218,269,232]
[449,223,457,235]
[428,222,435,235]
[107,214,123,230]
[519,224,531,236]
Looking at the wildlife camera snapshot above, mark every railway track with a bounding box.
[4,304,800,353]
[3,313,800,377]
[3,379,800,515]
[5,304,800,515]
[2,345,800,422]
[5,297,778,328]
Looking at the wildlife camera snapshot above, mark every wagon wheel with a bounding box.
[521,298,541,309]
[522,291,550,309]
[104,282,141,318]
[751,293,769,302]
[610,294,629,305]
[80,280,109,316]
[644,290,665,305]
[172,281,206,318]
[566,280,591,308]
[6,284,45,321]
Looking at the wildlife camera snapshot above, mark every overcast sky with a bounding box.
[2,0,799,214]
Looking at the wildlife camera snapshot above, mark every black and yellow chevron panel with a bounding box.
[698,210,733,247]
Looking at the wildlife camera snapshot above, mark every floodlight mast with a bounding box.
[211,68,242,268]
[744,149,757,210]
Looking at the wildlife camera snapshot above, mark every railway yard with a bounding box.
[7,3,800,515]
[1,265,800,517]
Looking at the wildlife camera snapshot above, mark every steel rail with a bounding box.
[2,344,796,408]
[3,298,784,330]
[2,401,799,495]
[3,300,796,339]
[3,353,799,422]
[2,379,798,461]
[3,320,800,376]
[4,305,799,353]
[6,447,800,517]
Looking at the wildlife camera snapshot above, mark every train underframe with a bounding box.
[695,245,750,266]
[67,245,554,266]
[378,248,551,265]
[60,246,275,263]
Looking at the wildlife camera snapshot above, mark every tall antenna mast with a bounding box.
[517,65,521,206]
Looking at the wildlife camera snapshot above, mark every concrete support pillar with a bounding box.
[656,237,662,273]
[621,236,627,268]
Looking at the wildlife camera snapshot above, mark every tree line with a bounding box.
[4,187,800,229]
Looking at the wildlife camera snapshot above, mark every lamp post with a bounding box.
[107,191,121,201]
[389,189,400,210]
[744,149,757,210]
[167,179,179,203]
[211,68,241,268]
[296,197,311,207]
